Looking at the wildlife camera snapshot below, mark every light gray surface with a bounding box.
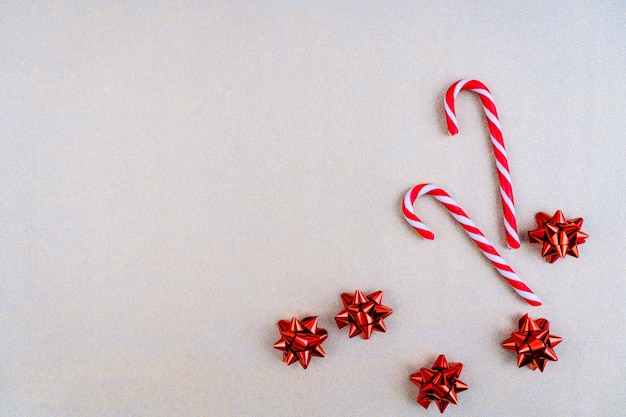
[1,2,625,416]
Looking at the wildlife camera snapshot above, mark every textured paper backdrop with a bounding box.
[1,2,625,416]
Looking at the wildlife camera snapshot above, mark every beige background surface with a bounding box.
[1,2,625,416]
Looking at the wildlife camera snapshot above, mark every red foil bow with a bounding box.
[528,210,588,263]
[410,354,468,413]
[502,313,562,371]
[335,290,393,339]
[273,316,328,369]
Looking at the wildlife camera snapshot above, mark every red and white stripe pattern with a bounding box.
[444,79,520,249]
[402,183,541,306]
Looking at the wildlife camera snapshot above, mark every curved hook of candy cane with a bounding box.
[443,79,520,250]
[402,183,541,306]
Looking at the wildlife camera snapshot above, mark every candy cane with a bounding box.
[402,183,541,306]
[444,79,520,249]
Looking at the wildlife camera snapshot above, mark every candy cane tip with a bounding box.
[445,124,459,136]
[416,230,435,240]
[526,299,542,307]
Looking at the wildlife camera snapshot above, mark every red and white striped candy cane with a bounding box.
[402,183,541,306]
[444,79,520,250]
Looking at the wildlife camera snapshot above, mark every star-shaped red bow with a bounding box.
[502,314,562,371]
[335,290,393,339]
[410,354,468,413]
[528,210,588,263]
[273,316,328,369]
